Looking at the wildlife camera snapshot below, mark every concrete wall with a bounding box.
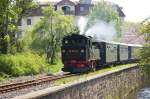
[14,65,142,99]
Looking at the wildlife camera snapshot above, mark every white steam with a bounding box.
[85,21,116,41]
[77,16,88,34]
[77,17,117,41]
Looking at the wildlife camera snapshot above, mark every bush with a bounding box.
[0,72,9,81]
[0,51,49,76]
[140,44,150,78]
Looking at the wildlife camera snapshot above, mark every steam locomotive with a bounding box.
[61,34,142,73]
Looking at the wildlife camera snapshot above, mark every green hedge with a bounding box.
[0,52,49,76]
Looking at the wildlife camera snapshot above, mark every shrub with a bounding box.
[0,72,9,81]
[0,51,49,76]
[140,44,150,78]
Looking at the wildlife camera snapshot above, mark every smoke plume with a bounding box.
[85,21,117,41]
[77,16,117,41]
[77,16,88,34]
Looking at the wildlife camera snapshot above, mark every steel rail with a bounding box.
[0,73,76,94]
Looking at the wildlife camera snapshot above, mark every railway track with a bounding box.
[0,73,76,94]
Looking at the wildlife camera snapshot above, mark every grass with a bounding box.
[85,63,137,76]
[0,76,5,81]
[0,72,10,81]
[47,60,63,73]
[54,63,138,85]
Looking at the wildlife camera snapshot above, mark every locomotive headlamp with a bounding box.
[81,49,84,53]
[65,40,68,44]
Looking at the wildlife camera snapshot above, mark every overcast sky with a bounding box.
[37,0,150,22]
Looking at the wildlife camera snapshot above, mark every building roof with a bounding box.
[31,0,125,17]
[56,0,75,6]
[122,33,145,44]
[115,5,125,18]
[29,6,43,16]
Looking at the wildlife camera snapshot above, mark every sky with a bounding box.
[37,0,150,22]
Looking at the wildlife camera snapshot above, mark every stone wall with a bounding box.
[14,65,142,99]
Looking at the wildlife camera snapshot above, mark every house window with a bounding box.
[27,19,31,25]
[80,7,84,11]
[62,6,71,12]
[18,19,22,26]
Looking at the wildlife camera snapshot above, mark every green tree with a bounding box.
[85,1,122,37]
[140,17,150,80]
[0,0,36,54]
[141,17,150,42]
[32,5,75,64]
[122,22,142,34]
[140,17,150,78]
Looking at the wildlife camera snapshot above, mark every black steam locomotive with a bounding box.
[61,34,142,73]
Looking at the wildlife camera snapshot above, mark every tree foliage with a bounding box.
[0,0,36,54]
[85,1,122,37]
[140,17,150,77]
[32,5,75,64]
[141,18,150,42]
[0,52,48,76]
[122,22,142,34]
